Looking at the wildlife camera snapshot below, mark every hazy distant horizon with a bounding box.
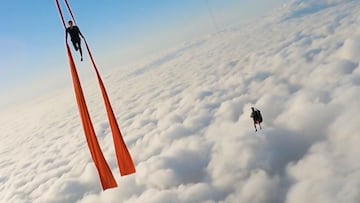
[0,0,288,109]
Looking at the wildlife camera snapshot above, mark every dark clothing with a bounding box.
[251,111,257,121]
[71,40,81,51]
[66,25,81,42]
[66,25,83,61]
[251,111,261,123]
[251,108,262,131]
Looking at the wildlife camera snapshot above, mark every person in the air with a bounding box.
[66,20,84,61]
[250,107,263,132]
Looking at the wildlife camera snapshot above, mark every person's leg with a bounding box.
[77,40,83,61]
[71,40,78,51]
[254,122,257,131]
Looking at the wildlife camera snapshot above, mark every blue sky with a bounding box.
[0,0,288,108]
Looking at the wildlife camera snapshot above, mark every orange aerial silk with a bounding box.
[55,0,136,190]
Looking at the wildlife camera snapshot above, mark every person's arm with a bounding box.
[79,30,84,38]
[65,28,68,41]
[76,26,84,38]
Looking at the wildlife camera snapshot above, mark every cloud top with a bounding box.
[1,1,360,203]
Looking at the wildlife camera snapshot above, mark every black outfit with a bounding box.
[251,111,259,122]
[251,108,262,131]
[66,25,83,60]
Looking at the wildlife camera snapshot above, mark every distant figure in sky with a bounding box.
[66,20,84,61]
[250,107,262,132]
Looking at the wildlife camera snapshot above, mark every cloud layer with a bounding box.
[1,0,360,202]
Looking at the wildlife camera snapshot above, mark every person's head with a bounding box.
[68,20,73,26]
[251,107,255,111]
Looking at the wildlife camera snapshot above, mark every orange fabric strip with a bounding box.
[83,39,136,176]
[55,0,136,190]
[66,44,117,190]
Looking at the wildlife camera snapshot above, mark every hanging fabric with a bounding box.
[55,0,136,190]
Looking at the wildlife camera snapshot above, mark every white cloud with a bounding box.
[1,1,360,203]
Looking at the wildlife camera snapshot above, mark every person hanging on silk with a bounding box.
[66,20,84,61]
